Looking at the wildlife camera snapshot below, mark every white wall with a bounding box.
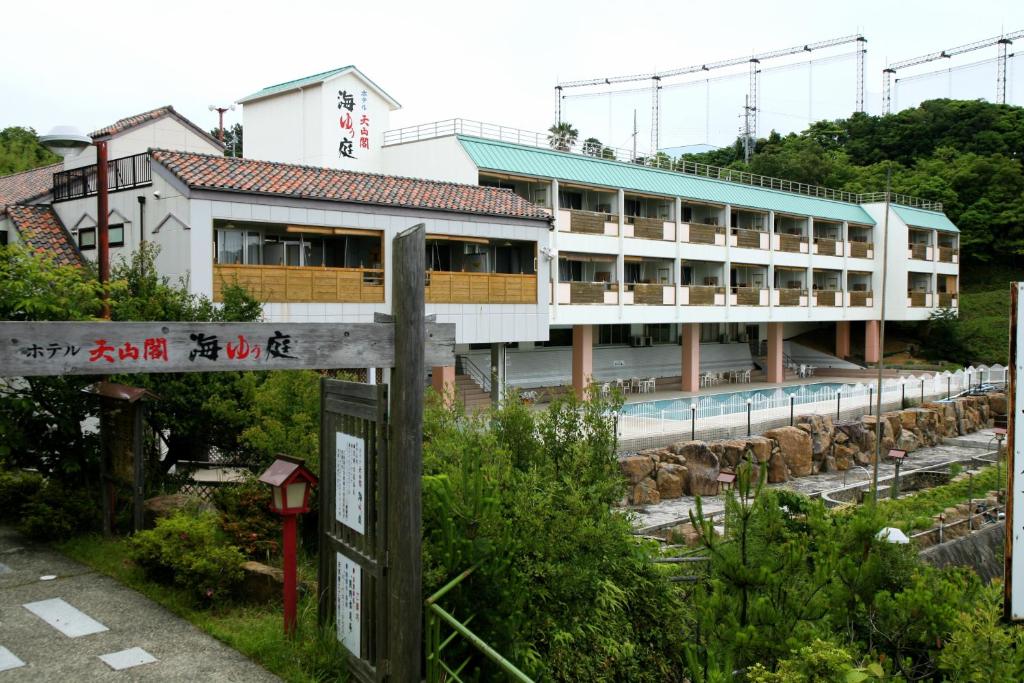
[380,136,479,184]
[65,117,221,170]
[242,87,313,165]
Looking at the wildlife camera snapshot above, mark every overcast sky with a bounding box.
[3,0,1022,151]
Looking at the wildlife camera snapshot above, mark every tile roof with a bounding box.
[5,205,85,267]
[91,105,223,148]
[149,149,551,222]
[458,136,878,225]
[893,205,959,233]
[0,162,61,212]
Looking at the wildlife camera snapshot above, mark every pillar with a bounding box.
[835,321,850,359]
[572,325,594,398]
[766,322,784,384]
[681,323,701,393]
[865,320,880,364]
[431,365,456,405]
[489,343,506,405]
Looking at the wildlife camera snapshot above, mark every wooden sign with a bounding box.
[0,321,455,377]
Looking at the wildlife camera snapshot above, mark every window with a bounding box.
[624,198,641,217]
[598,324,631,345]
[0,231,7,246]
[79,227,96,250]
[559,191,583,210]
[108,223,125,247]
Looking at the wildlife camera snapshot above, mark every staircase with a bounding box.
[455,374,492,411]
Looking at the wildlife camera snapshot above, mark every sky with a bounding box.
[3,0,1023,152]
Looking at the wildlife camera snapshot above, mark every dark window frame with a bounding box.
[78,227,96,250]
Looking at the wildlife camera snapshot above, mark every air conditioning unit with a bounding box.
[630,335,644,348]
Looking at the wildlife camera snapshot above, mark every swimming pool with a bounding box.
[620,382,849,419]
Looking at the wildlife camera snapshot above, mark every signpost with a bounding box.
[1006,283,1024,621]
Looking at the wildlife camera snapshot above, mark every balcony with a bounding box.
[683,222,726,245]
[813,290,842,307]
[426,271,537,304]
[213,264,384,303]
[680,285,725,306]
[52,153,152,202]
[847,290,873,307]
[938,246,958,263]
[938,292,958,308]
[848,241,874,259]
[812,237,843,256]
[773,288,808,307]
[731,286,769,306]
[554,281,618,305]
[908,243,931,260]
[560,209,618,236]
[730,227,769,250]
[625,215,674,241]
[908,291,933,308]
[626,283,675,305]
[774,233,808,253]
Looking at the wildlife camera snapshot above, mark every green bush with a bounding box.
[0,469,43,522]
[17,480,99,540]
[212,476,281,560]
[239,370,322,470]
[130,510,245,604]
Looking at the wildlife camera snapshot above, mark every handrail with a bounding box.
[382,118,943,211]
[457,354,491,393]
[426,563,534,683]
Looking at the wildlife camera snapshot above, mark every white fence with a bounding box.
[617,365,1006,453]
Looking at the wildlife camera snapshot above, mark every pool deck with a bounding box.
[629,428,1002,534]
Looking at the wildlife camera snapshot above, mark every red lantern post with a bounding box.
[259,455,318,636]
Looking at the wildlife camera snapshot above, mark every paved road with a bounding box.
[0,526,279,682]
[632,429,1002,533]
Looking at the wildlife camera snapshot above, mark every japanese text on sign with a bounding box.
[336,432,365,534]
[336,552,361,655]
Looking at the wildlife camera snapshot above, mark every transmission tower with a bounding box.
[650,76,662,153]
[741,95,755,162]
[998,38,1012,104]
[856,36,868,112]
[748,59,761,143]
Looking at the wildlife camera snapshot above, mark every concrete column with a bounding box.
[865,320,880,364]
[489,343,506,405]
[572,324,594,398]
[766,322,784,384]
[431,365,456,405]
[681,323,701,393]
[835,321,850,358]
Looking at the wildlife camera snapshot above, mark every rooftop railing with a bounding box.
[383,118,943,211]
[52,153,152,202]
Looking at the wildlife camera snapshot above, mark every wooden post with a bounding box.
[388,224,424,680]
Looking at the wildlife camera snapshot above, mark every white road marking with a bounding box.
[23,598,109,637]
[99,647,157,671]
[0,646,26,672]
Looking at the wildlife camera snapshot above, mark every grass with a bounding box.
[57,535,347,683]
[876,465,1002,532]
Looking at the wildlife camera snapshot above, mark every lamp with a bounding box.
[39,126,91,159]
[259,455,318,635]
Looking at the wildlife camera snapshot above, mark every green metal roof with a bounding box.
[457,136,876,225]
[893,205,959,233]
[237,66,400,108]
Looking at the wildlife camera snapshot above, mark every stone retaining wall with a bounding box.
[620,392,1003,505]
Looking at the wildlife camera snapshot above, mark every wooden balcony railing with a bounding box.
[426,271,537,304]
[814,290,840,307]
[777,233,805,253]
[213,264,384,303]
[849,290,873,307]
[909,243,929,260]
[732,286,766,306]
[938,246,958,263]
[566,281,614,304]
[628,283,672,305]
[814,237,837,255]
[776,288,806,306]
[938,292,957,307]
[627,215,668,240]
[848,241,873,258]
[567,209,615,235]
[732,227,764,249]
[684,285,724,306]
[909,291,929,307]
[687,223,725,244]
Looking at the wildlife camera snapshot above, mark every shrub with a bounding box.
[17,480,99,540]
[240,370,322,470]
[130,510,245,604]
[212,476,281,559]
[0,469,43,521]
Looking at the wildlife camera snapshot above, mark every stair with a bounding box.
[455,374,492,411]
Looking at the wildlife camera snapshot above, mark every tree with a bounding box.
[209,123,243,158]
[547,122,578,152]
[0,127,60,175]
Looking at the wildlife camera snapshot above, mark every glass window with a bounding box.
[245,231,262,264]
[108,224,125,247]
[79,228,96,250]
[217,230,243,264]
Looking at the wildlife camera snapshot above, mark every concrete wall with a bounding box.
[381,136,479,185]
[65,117,221,170]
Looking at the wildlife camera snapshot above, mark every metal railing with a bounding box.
[426,563,533,683]
[617,364,1007,452]
[52,153,152,201]
[382,118,942,210]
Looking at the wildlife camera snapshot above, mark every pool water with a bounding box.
[620,382,849,417]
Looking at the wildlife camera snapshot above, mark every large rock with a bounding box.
[747,436,773,463]
[656,464,685,499]
[833,444,856,471]
[766,449,789,483]
[836,420,870,453]
[763,427,813,477]
[717,440,751,469]
[632,479,661,505]
[896,430,920,453]
[683,442,720,496]
[987,392,1007,416]
[240,561,284,603]
[619,455,656,484]
[796,414,834,460]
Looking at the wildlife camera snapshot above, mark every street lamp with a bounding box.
[40,125,110,317]
[259,455,318,636]
[209,104,236,143]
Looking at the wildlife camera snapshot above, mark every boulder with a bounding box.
[833,444,856,471]
[766,449,790,483]
[143,494,213,528]
[619,455,656,484]
[683,442,720,496]
[656,464,685,499]
[900,410,918,431]
[987,392,1007,416]
[240,561,284,603]
[763,427,813,477]
[747,436,773,463]
[718,440,751,469]
[896,431,920,453]
[632,479,661,505]
[670,522,707,547]
[796,414,834,460]
[881,412,903,440]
